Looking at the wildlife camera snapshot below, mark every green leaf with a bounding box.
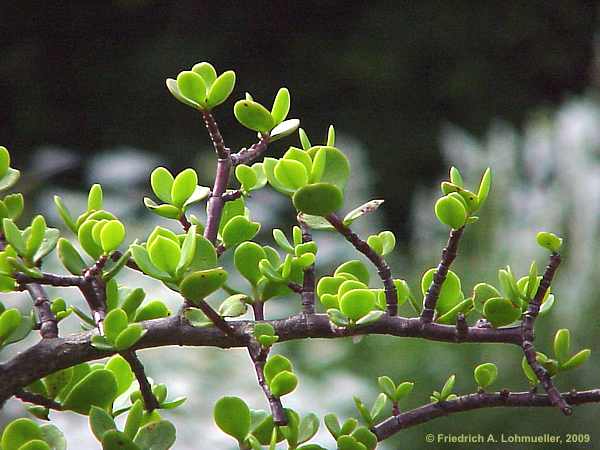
[561,349,591,371]
[1,418,43,450]
[133,420,176,450]
[105,354,135,396]
[78,220,103,259]
[435,195,467,229]
[25,215,46,258]
[170,169,198,208]
[4,193,24,220]
[339,289,376,321]
[90,405,117,442]
[207,70,236,108]
[275,159,308,190]
[449,166,464,187]
[0,309,22,343]
[473,363,498,389]
[179,268,228,304]
[306,146,350,190]
[553,329,571,364]
[100,220,126,253]
[440,374,456,400]
[293,182,343,216]
[327,125,336,147]
[234,242,266,286]
[0,146,9,178]
[150,167,174,204]
[183,308,212,328]
[472,283,501,314]
[176,71,207,108]
[271,88,290,125]
[270,119,300,142]
[272,229,294,254]
[234,99,275,133]
[88,184,103,211]
[133,300,170,322]
[483,297,522,328]
[101,430,140,450]
[222,216,260,248]
[298,128,312,150]
[53,196,78,233]
[218,294,249,317]
[43,367,73,399]
[16,440,50,450]
[130,245,169,281]
[192,62,217,87]
[370,393,387,420]
[143,198,181,220]
[40,423,66,450]
[264,355,293,385]
[214,396,251,443]
[104,308,128,345]
[148,237,180,276]
[337,435,366,450]
[269,371,298,397]
[477,168,492,207]
[395,382,414,401]
[123,400,143,440]
[114,324,145,351]
[352,426,377,450]
[355,309,385,326]
[62,369,119,415]
[0,167,20,191]
[217,197,246,236]
[175,225,197,276]
[536,231,563,252]
[335,261,370,285]
[56,238,85,275]
[235,164,258,192]
[435,298,472,325]
[3,219,25,255]
[298,413,319,444]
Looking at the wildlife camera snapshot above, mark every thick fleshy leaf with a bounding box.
[270,119,300,142]
[150,167,174,204]
[217,197,246,236]
[171,169,198,208]
[179,268,228,304]
[553,329,570,364]
[40,423,66,450]
[264,355,293,384]
[101,220,126,253]
[133,300,170,322]
[435,195,467,229]
[477,168,492,207]
[78,220,103,259]
[4,193,24,220]
[133,420,176,450]
[131,245,170,281]
[335,260,370,285]
[561,349,591,371]
[263,157,296,195]
[3,219,25,255]
[343,200,384,226]
[306,146,350,190]
[0,308,22,343]
[0,146,9,178]
[474,363,498,388]
[472,283,501,314]
[176,225,197,275]
[536,231,563,252]
[104,309,128,345]
[235,164,258,192]
[43,367,73,399]
[62,369,119,415]
[192,62,217,86]
[176,71,206,107]
[292,183,343,216]
[148,237,180,276]
[234,242,266,286]
[143,198,181,220]
[271,88,290,124]
[114,324,146,351]
[234,100,275,133]
[207,71,236,108]
[218,294,249,318]
[339,289,376,321]
[101,430,140,450]
[90,405,117,442]
[222,216,260,248]
[105,354,135,396]
[214,396,251,442]
[1,418,42,450]
[269,371,298,397]
[88,184,103,211]
[274,159,308,190]
[57,238,86,275]
[483,297,522,328]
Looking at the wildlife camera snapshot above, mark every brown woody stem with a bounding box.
[121,350,159,412]
[325,213,398,315]
[420,226,464,323]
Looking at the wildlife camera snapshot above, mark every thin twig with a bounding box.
[230,137,270,167]
[299,219,315,314]
[15,388,63,411]
[15,272,83,287]
[373,389,600,441]
[190,299,237,338]
[24,283,58,339]
[521,252,570,414]
[420,227,464,323]
[121,351,159,412]
[325,213,398,315]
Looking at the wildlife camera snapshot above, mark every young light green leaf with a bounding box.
[150,167,174,204]
[88,184,103,211]
[435,195,467,229]
[473,363,498,389]
[234,242,266,286]
[176,71,207,108]
[207,70,236,108]
[269,371,298,397]
[171,168,198,208]
[234,100,275,133]
[271,88,290,125]
[214,396,251,443]
[179,268,228,304]
[553,329,571,364]
[293,182,343,216]
[339,289,376,321]
[536,231,563,253]
[222,216,260,248]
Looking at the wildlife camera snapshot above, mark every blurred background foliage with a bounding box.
[2,1,600,449]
